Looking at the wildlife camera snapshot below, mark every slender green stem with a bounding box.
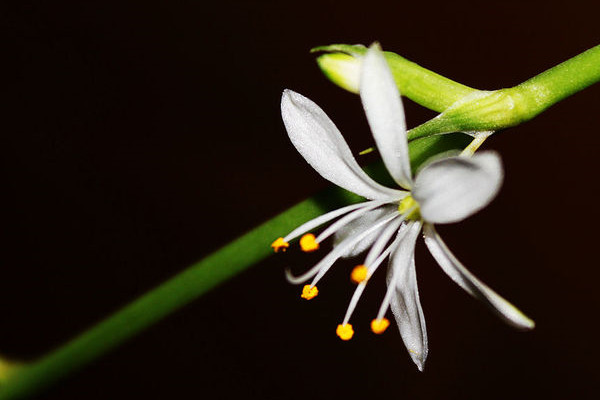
[0,134,469,399]
[515,44,600,119]
[0,188,358,400]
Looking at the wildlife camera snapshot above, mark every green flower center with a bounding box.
[398,195,421,221]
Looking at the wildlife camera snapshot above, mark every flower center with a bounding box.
[398,195,421,221]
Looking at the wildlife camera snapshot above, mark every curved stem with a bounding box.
[0,188,359,400]
[0,134,468,399]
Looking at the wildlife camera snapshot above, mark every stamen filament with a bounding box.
[342,283,367,325]
[315,200,386,243]
[461,131,493,156]
[364,216,404,266]
[341,223,409,325]
[282,202,377,243]
[308,212,399,287]
[375,222,419,321]
[285,211,398,285]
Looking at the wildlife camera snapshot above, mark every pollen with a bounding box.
[300,233,319,252]
[301,284,319,300]
[371,318,390,334]
[350,265,368,283]
[336,323,354,341]
[271,237,289,253]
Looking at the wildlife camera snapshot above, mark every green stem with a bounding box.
[515,44,600,119]
[0,134,469,399]
[0,188,358,399]
[317,43,600,140]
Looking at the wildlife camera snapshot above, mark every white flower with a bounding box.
[272,44,534,371]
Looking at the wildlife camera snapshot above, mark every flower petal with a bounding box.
[360,44,412,189]
[423,223,535,330]
[333,205,398,258]
[387,222,428,371]
[413,151,503,224]
[281,89,403,200]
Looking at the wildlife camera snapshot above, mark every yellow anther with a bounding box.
[301,285,319,300]
[336,323,354,341]
[271,237,289,253]
[398,195,421,221]
[300,233,319,252]
[371,318,390,334]
[350,265,368,283]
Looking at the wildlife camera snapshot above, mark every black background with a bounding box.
[1,1,599,399]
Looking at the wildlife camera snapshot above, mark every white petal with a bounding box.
[423,224,535,330]
[413,151,503,224]
[360,44,412,189]
[386,222,428,371]
[333,205,398,258]
[281,90,404,200]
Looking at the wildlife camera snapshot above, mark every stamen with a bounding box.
[308,212,398,287]
[301,284,318,300]
[350,265,368,284]
[371,318,390,334]
[340,222,407,326]
[460,131,493,156]
[271,237,289,253]
[375,222,421,321]
[336,323,354,341]
[364,216,404,267]
[286,212,398,285]
[300,234,319,252]
[315,200,386,243]
[282,202,374,243]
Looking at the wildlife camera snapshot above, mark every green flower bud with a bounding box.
[316,52,361,93]
[312,44,477,113]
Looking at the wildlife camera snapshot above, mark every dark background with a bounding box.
[1,0,599,399]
